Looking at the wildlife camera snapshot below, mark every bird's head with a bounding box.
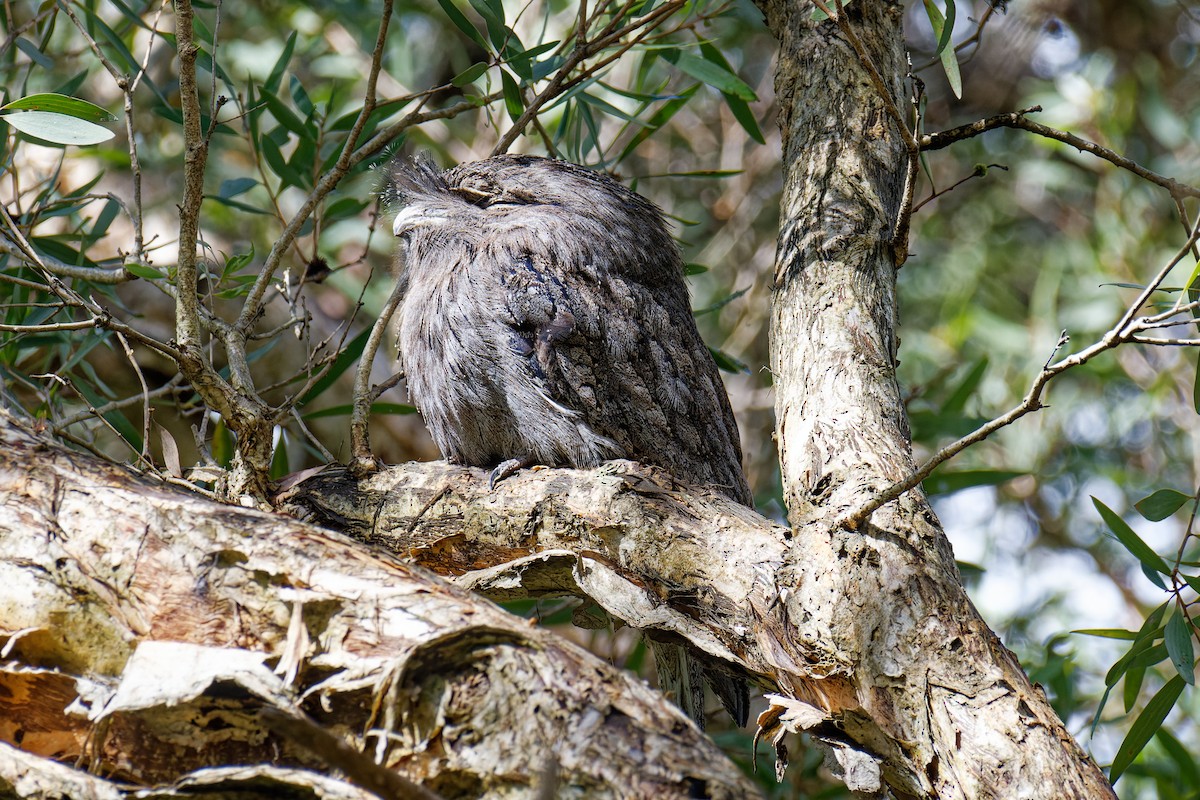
[385,154,680,286]
[386,154,665,240]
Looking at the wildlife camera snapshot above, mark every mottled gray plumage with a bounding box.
[387,154,750,726]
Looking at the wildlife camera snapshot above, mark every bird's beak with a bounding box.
[392,206,446,236]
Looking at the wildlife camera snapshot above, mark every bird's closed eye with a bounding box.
[452,185,531,209]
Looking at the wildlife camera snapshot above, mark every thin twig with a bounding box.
[0,319,96,333]
[1129,336,1200,347]
[115,331,153,464]
[0,233,129,284]
[921,107,1200,201]
[57,375,185,429]
[493,0,686,154]
[841,217,1200,529]
[350,275,408,467]
[915,4,997,71]
[287,407,336,463]
[237,0,395,334]
[911,163,1008,213]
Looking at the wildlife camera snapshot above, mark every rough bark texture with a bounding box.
[0,413,757,800]
[757,2,1115,797]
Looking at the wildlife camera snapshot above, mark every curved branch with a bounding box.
[842,208,1200,529]
[921,106,1200,200]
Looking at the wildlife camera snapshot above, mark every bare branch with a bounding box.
[841,216,1200,529]
[350,274,408,469]
[174,0,210,351]
[0,319,97,333]
[912,163,1008,213]
[115,331,153,465]
[57,375,186,429]
[1130,336,1200,347]
[921,107,1200,201]
[0,231,130,285]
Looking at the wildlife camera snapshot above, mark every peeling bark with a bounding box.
[0,414,757,799]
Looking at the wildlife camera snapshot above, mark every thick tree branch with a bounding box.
[756,1,1114,796]
[0,412,757,799]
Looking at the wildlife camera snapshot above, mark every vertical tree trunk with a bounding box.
[758,2,1115,796]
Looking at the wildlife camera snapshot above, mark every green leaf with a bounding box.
[1194,349,1200,414]
[694,286,749,316]
[505,39,559,82]
[924,469,1023,496]
[261,126,306,189]
[259,86,309,137]
[2,111,114,145]
[1105,603,1168,689]
[709,346,748,374]
[1,93,116,122]
[1165,612,1196,685]
[1123,665,1146,713]
[271,431,290,480]
[1109,675,1186,783]
[324,197,369,222]
[208,195,271,215]
[87,198,121,243]
[617,84,698,163]
[212,418,234,468]
[722,92,765,144]
[922,0,962,99]
[697,41,764,144]
[1092,496,1171,576]
[124,263,165,280]
[31,237,103,269]
[297,327,372,407]
[684,263,709,275]
[265,31,297,94]
[289,75,315,118]
[924,0,956,56]
[15,37,53,69]
[452,62,490,87]
[665,50,756,102]
[576,91,646,125]
[940,357,988,415]
[468,0,505,26]
[1142,562,1168,591]
[222,248,255,278]
[436,0,489,50]
[218,177,258,199]
[1071,628,1138,640]
[1135,489,1191,521]
[1126,643,1169,672]
[1156,728,1200,788]
[501,69,523,121]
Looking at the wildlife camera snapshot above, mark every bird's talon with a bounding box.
[488,458,526,490]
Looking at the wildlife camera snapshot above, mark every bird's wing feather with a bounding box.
[495,234,750,504]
